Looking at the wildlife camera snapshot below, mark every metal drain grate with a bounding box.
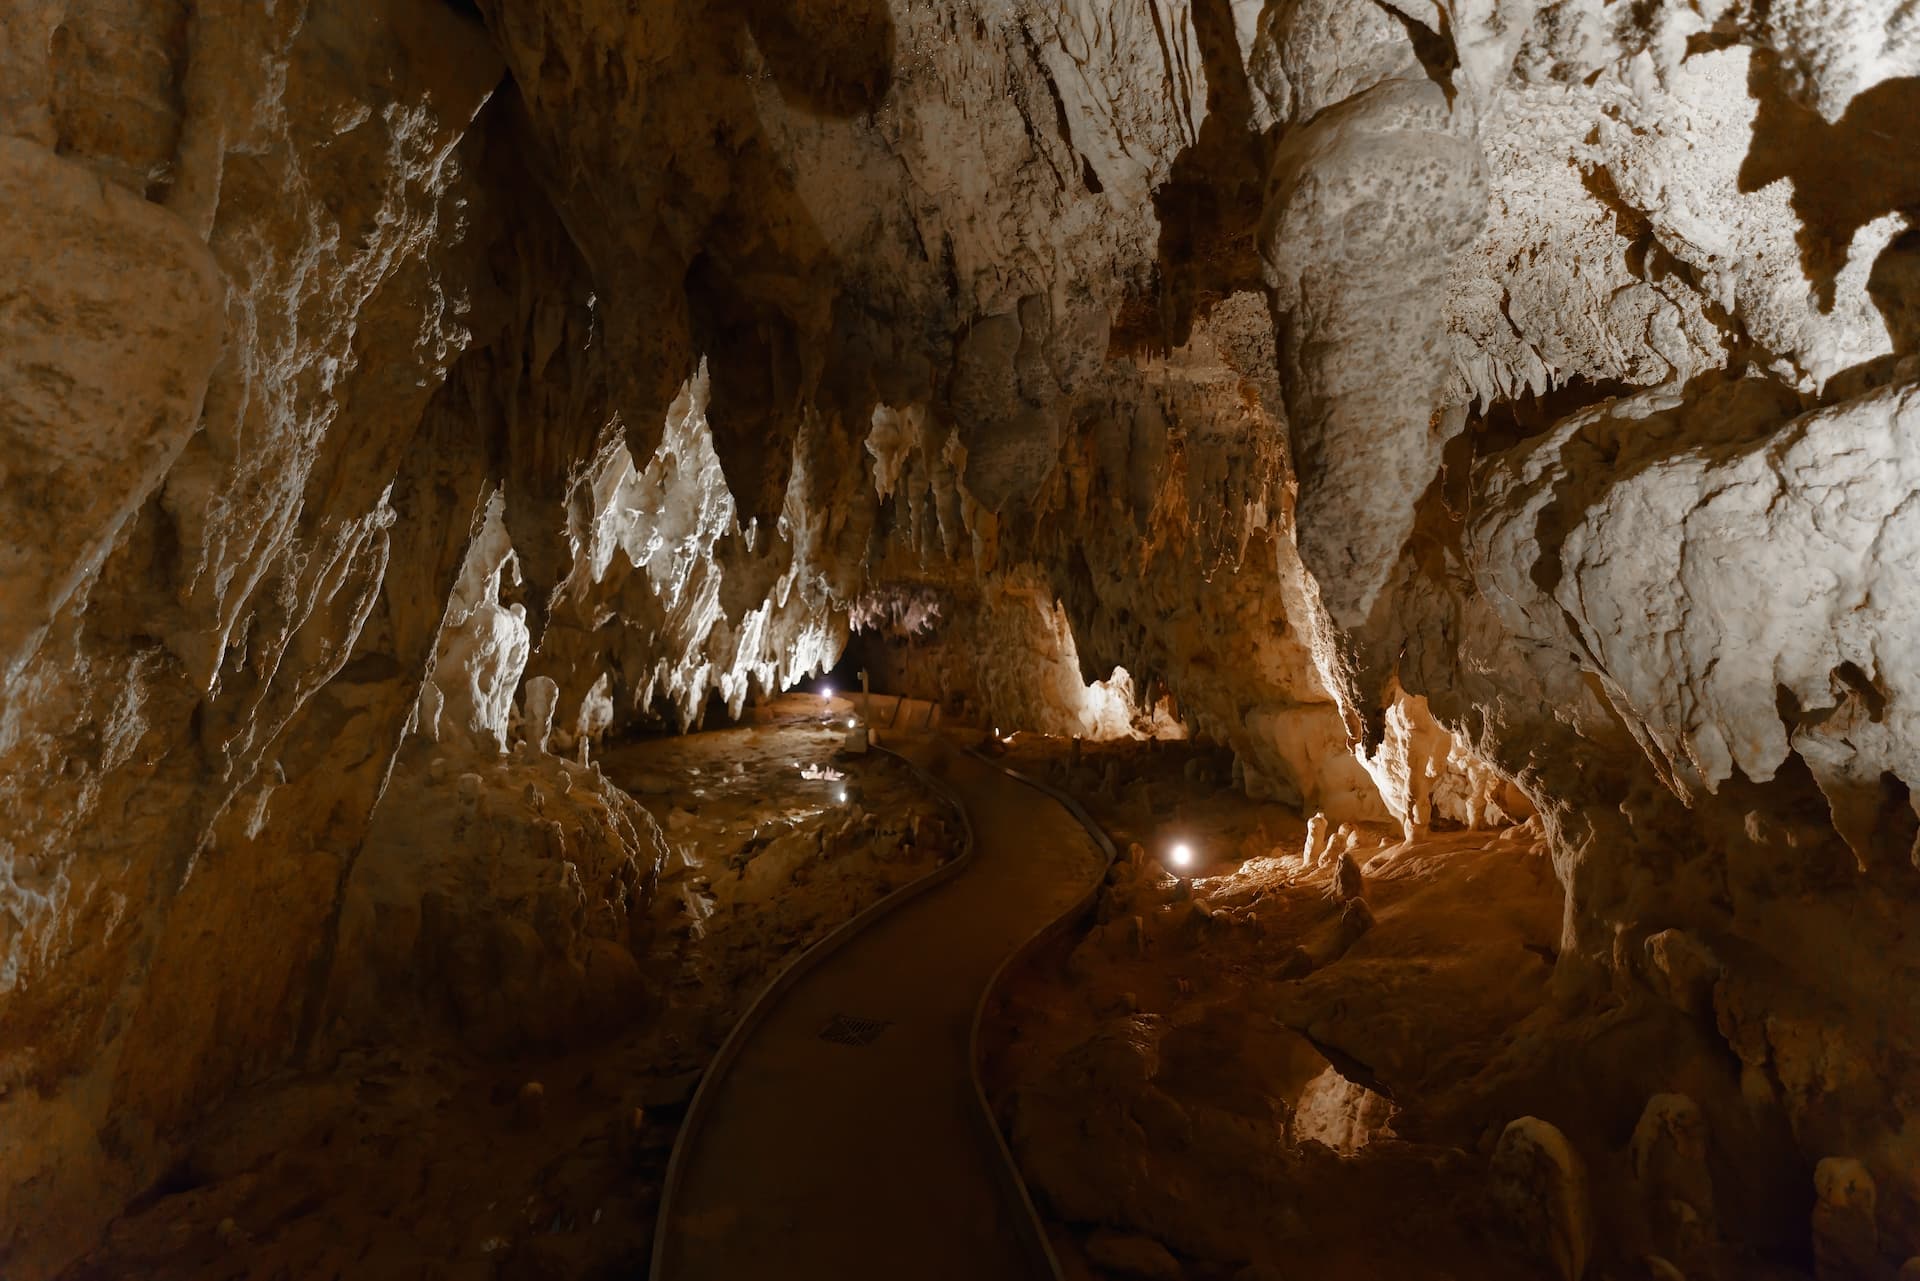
[818,1014,890,1047]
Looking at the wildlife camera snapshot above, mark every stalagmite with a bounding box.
[1302,813,1329,865]
[522,676,560,755]
[1330,852,1366,903]
[1632,1094,1717,1264]
[1491,1117,1592,1281]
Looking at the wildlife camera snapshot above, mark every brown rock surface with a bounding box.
[4,0,1919,1276]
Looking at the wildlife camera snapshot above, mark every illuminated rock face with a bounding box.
[419,491,530,755]
[527,366,850,740]
[3,0,1919,1273]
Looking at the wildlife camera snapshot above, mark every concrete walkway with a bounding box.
[652,730,1107,1281]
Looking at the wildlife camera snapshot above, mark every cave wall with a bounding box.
[4,0,1919,1272]
[0,2,515,1265]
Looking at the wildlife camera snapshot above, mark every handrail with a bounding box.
[649,735,979,1280]
[961,747,1119,1281]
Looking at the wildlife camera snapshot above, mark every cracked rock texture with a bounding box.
[3,0,1919,1275]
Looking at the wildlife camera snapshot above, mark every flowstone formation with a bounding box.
[3,0,1918,1276]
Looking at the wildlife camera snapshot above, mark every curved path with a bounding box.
[652,731,1107,1281]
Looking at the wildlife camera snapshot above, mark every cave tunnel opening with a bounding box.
[805,646,867,702]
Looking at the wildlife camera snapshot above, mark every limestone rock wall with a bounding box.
[0,3,516,1268]
[525,367,856,740]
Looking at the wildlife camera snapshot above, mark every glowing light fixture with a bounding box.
[1169,842,1195,870]
[847,719,857,729]
[836,786,848,803]
[821,685,834,699]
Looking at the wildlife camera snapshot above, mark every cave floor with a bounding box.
[981,734,1567,1279]
[654,732,1107,1281]
[51,699,961,1281]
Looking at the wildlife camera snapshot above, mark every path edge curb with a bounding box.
[963,745,1121,1281]
[648,736,979,1279]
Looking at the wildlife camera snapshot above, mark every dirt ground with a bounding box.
[54,695,957,1281]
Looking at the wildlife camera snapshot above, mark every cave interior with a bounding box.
[3,0,1920,1278]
